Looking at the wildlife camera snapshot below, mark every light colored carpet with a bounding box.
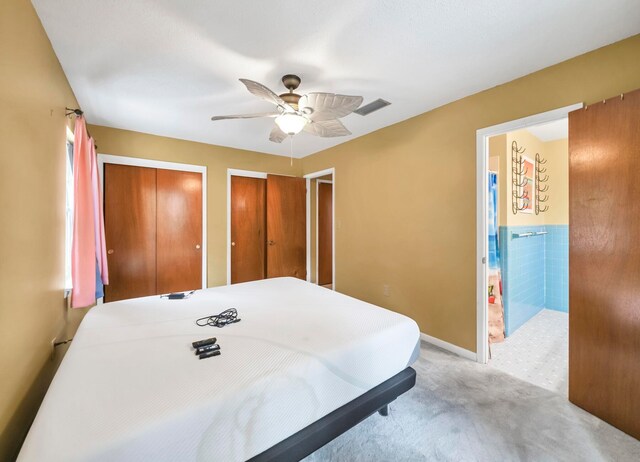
[304,342,640,462]
[489,309,568,395]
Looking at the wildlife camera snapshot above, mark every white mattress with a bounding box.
[19,277,420,462]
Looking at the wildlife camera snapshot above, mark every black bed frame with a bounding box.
[247,367,416,462]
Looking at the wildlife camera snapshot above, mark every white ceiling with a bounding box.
[526,118,568,142]
[32,0,640,158]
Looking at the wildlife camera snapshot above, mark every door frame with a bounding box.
[316,179,334,287]
[304,168,336,290]
[98,154,208,290]
[475,103,582,364]
[226,169,268,285]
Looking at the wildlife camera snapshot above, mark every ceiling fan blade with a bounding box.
[304,119,352,137]
[211,112,279,121]
[239,79,293,110]
[298,93,364,121]
[269,125,288,143]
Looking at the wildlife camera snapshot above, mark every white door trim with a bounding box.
[226,169,268,285]
[304,168,336,290]
[475,103,582,364]
[97,154,208,290]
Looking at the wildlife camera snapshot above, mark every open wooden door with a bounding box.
[230,176,266,283]
[317,181,333,286]
[568,89,640,439]
[156,169,202,293]
[104,164,157,302]
[266,175,306,279]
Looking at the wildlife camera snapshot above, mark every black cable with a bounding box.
[196,308,241,328]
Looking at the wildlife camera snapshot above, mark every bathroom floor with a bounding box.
[488,309,568,395]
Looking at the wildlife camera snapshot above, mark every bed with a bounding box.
[18,277,420,462]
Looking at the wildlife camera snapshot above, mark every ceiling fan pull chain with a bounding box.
[290,136,293,166]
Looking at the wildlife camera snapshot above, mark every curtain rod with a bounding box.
[65,107,83,117]
[65,107,97,149]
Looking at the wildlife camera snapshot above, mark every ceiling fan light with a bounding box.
[275,113,308,135]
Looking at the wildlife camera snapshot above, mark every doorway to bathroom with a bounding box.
[304,168,335,290]
[476,104,580,396]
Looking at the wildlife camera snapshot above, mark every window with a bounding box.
[64,128,74,293]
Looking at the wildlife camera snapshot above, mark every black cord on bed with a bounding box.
[196,308,241,328]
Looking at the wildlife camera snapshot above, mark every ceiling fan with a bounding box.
[211,75,363,143]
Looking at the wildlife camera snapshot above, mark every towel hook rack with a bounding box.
[511,141,530,214]
[535,152,549,214]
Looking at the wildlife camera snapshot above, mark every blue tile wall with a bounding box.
[545,225,569,312]
[499,225,546,336]
[498,224,568,336]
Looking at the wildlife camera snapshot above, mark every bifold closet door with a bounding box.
[156,169,202,293]
[266,174,306,279]
[230,176,266,284]
[317,182,333,286]
[104,164,157,302]
[568,89,640,439]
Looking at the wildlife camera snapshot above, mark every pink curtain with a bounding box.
[71,117,108,308]
[90,139,108,285]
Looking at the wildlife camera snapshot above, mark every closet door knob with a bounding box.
[195,244,201,250]
[231,242,236,247]
[268,240,275,246]
[107,249,114,255]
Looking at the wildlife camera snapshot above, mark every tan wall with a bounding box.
[488,155,500,172]
[302,34,640,352]
[0,0,84,459]
[87,125,302,288]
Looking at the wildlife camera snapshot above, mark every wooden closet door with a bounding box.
[156,169,202,294]
[104,164,157,302]
[266,174,306,279]
[230,176,266,284]
[317,182,333,286]
[568,89,640,439]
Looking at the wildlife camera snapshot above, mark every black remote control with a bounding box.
[192,337,217,349]
[168,293,186,300]
[195,344,220,355]
[199,350,221,360]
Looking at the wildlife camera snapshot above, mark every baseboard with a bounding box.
[420,333,477,361]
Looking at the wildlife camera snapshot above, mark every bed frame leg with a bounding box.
[378,405,389,417]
